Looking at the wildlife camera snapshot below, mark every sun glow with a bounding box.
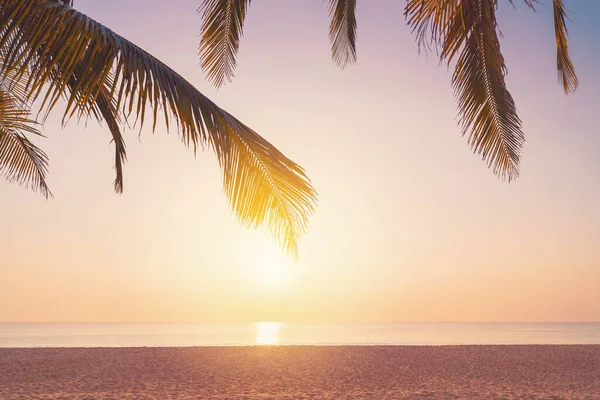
[236,236,298,292]
[253,252,294,289]
[255,322,281,345]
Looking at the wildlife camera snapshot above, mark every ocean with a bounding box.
[1,322,599,348]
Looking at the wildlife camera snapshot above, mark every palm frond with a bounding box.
[199,0,250,88]
[451,0,524,180]
[0,49,30,104]
[59,65,127,193]
[404,0,459,54]
[329,0,357,68]
[507,0,539,10]
[0,0,315,256]
[406,0,524,179]
[440,1,473,63]
[95,83,127,193]
[553,0,578,93]
[0,89,50,197]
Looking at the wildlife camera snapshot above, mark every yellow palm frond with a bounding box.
[451,0,524,180]
[0,0,315,257]
[329,0,357,68]
[199,0,250,88]
[0,89,50,197]
[553,0,578,93]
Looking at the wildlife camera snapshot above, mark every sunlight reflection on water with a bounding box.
[255,322,281,345]
[1,322,599,347]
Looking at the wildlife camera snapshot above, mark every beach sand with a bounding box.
[1,345,599,399]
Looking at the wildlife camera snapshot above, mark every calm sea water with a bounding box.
[0,322,599,348]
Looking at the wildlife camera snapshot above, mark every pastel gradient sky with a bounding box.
[1,0,599,323]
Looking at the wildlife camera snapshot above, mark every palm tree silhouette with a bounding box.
[0,63,49,197]
[199,0,578,181]
[0,0,317,257]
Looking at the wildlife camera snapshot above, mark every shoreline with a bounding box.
[3,343,600,349]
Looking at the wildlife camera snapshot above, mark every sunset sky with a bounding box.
[1,0,599,323]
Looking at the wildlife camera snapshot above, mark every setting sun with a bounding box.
[252,252,294,290]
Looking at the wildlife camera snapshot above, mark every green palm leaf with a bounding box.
[329,0,357,68]
[0,0,315,257]
[199,0,250,88]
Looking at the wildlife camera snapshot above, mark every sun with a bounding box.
[257,262,283,287]
[253,252,293,290]
[236,236,298,290]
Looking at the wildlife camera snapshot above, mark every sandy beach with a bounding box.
[1,345,599,399]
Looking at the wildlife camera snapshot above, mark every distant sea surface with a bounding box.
[1,322,599,348]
